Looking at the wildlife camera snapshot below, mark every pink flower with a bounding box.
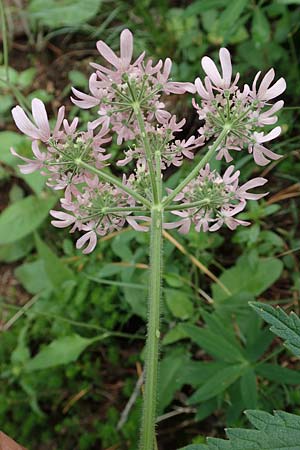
[76,230,98,254]
[201,48,239,90]
[10,141,47,174]
[12,99,64,142]
[250,127,282,166]
[251,69,286,101]
[97,29,134,71]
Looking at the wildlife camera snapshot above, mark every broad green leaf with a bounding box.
[182,323,245,363]
[25,334,100,371]
[35,233,75,289]
[0,195,56,244]
[162,324,188,345]
[188,364,247,404]
[15,260,52,294]
[159,348,189,412]
[212,256,283,302]
[0,236,34,262]
[256,363,300,384]
[251,302,300,357]
[28,0,102,28]
[165,289,194,320]
[200,410,300,448]
[240,368,257,409]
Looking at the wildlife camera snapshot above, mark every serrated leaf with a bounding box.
[251,302,300,357]
[24,334,100,371]
[0,195,56,244]
[188,364,247,404]
[200,410,300,448]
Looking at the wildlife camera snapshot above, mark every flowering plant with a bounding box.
[11,29,285,449]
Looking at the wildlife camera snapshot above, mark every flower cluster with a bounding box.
[10,29,286,253]
[166,164,267,233]
[50,175,136,254]
[193,48,286,165]
[11,99,111,192]
[71,29,204,167]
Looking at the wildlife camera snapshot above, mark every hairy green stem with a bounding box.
[75,159,151,208]
[162,126,231,207]
[140,205,163,450]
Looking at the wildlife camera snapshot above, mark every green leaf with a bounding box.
[219,0,249,36]
[28,0,102,28]
[240,368,257,409]
[178,361,228,387]
[15,260,52,294]
[188,364,247,404]
[165,289,194,320]
[35,233,75,289]
[182,323,245,363]
[0,195,56,244]
[195,398,218,421]
[159,348,189,412]
[252,8,271,45]
[212,256,283,303]
[202,410,300,448]
[162,323,188,345]
[0,236,34,262]
[251,302,300,357]
[256,363,300,385]
[25,334,100,371]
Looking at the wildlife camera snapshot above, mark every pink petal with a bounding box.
[264,77,286,101]
[201,56,222,86]
[219,48,232,87]
[31,98,50,141]
[97,40,120,69]
[120,29,133,67]
[12,106,40,139]
[76,231,97,254]
[53,106,65,137]
[195,77,210,100]
[257,68,275,98]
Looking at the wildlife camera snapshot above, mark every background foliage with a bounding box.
[0,0,299,449]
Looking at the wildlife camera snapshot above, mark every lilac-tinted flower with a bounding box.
[193,48,285,165]
[167,164,267,233]
[201,48,239,91]
[250,127,282,166]
[251,69,286,102]
[76,230,98,254]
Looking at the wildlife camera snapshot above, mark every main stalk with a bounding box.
[139,204,163,450]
